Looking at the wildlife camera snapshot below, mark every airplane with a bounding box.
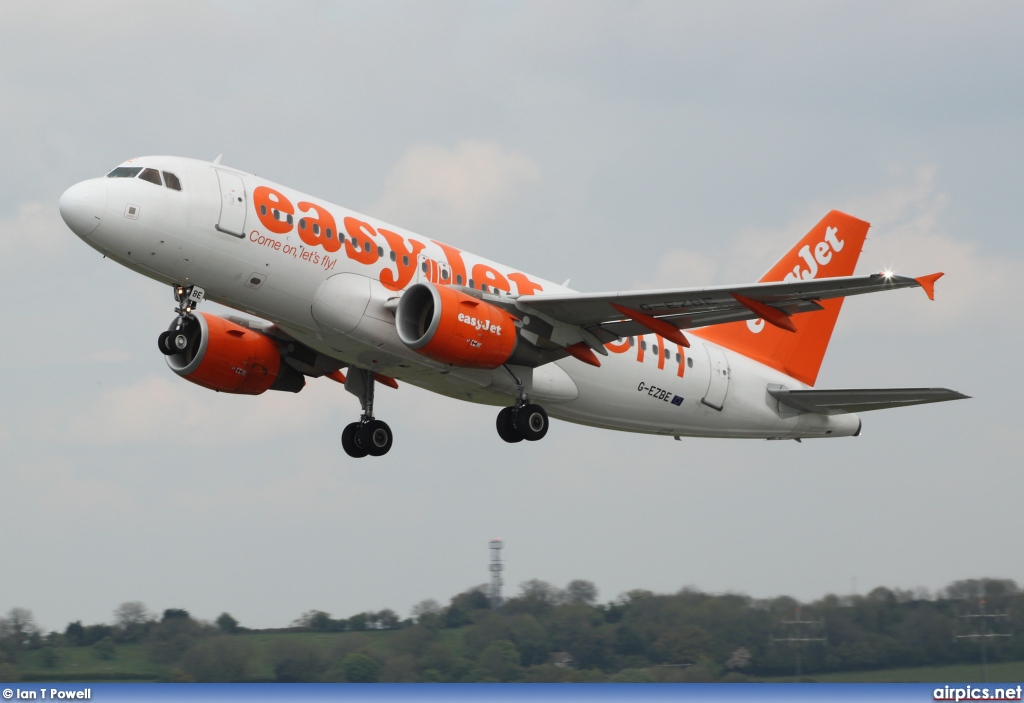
[58,156,967,458]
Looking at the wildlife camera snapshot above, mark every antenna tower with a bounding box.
[772,605,826,682]
[956,596,1012,682]
[489,538,504,609]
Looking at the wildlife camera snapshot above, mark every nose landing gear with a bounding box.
[158,284,205,356]
[341,368,394,458]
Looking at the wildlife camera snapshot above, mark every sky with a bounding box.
[1,0,1022,632]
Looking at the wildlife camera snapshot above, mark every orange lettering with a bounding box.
[636,335,646,363]
[676,344,686,377]
[297,202,341,253]
[655,334,667,370]
[431,241,467,286]
[605,338,631,354]
[253,186,293,234]
[508,272,544,295]
[343,217,380,265]
[471,264,510,292]
[378,229,426,291]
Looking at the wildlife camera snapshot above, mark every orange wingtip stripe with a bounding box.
[325,370,347,384]
[730,293,797,333]
[609,303,690,348]
[564,342,602,367]
[914,272,944,301]
[374,373,399,389]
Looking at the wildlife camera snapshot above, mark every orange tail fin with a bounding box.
[697,210,870,386]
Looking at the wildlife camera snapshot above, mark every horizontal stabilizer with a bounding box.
[768,387,969,415]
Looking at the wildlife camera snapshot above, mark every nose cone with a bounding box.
[59,179,107,238]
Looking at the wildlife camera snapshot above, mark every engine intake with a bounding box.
[165,312,305,394]
[396,283,518,369]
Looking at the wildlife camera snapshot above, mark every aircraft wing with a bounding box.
[515,272,940,343]
[768,387,970,415]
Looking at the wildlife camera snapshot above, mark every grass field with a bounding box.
[766,660,1024,683]
[7,633,1024,683]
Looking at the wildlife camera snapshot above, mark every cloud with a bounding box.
[632,249,718,289]
[0,201,66,256]
[66,375,343,447]
[87,349,132,364]
[365,141,540,237]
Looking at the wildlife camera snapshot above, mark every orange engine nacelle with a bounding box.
[396,283,518,369]
[165,312,304,394]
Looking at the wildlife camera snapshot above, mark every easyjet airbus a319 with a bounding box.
[58,156,967,457]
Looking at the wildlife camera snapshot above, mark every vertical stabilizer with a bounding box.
[697,210,870,386]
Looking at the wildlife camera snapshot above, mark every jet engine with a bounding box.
[164,312,305,394]
[396,283,518,369]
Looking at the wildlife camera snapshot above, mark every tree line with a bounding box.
[0,577,1021,682]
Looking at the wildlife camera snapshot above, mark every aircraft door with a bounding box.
[416,254,451,285]
[214,170,247,237]
[701,344,730,410]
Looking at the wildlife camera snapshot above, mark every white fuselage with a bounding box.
[60,156,860,440]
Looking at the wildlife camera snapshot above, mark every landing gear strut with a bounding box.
[158,284,205,356]
[495,365,549,443]
[341,368,394,458]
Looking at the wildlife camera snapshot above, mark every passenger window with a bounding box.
[628,337,635,347]
[272,209,280,220]
[421,261,428,273]
[299,219,307,230]
[687,357,693,368]
[286,214,293,225]
[390,251,397,262]
[441,269,450,281]
[326,228,333,239]
[455,274,463,285]
[675,353,681,363]
[363,241,371,253]
[313,224,321,235]
[138,168,162,185]
[468,279,475,288]
[652,345,659,356]
[377,245,384,257]
[664,348,671,360]
[163,172,181,190]
[106,166,142,178]
[402,255,409,266]
[640,340,647,351]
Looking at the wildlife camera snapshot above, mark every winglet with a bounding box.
[914,272,944,301]
[610,304,690,348]
[564,342,602,367]
[730,293,797,333]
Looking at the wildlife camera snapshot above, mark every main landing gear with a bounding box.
[495,365,549,443]
[341,367,394,458]
[158,284,205,355]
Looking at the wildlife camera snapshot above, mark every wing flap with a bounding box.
[768,387,970,415]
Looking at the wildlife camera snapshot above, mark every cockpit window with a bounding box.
[139,168,162,186]
[107,166,142,178]
[163,172,181,191]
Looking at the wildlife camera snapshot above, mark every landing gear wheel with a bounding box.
[341,422,368,458]
[496,407,523,443]
[359,420,393,457]
[515,404,549,441]
[158,331,174,355]
[172,331,189,351]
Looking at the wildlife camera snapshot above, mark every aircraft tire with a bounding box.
[342,422,369,458]
[360,420,393,457]
[158,331,174,355]
[516,404,549,442]
[496,407,523,443]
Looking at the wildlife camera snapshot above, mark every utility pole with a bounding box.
[488,538,504,609]
[773,606,826,682]
[956,597,1011,682]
